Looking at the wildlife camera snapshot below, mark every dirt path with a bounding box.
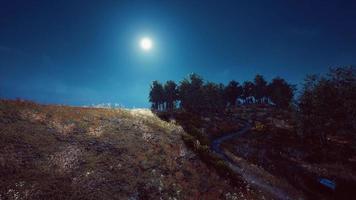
[211,119,304,200]
[211,119,251,158]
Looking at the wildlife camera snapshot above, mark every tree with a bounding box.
[329,67,356,130]
[149,81,164,110]
[298,67,356,145]
[163,80,178,111]
[299,76,336,145]
[178,73,205,113]
[242,81,255,104]
[225,80,242,107]
[203,82,226,113]
[253,74,268,104]
[268,77,294,108]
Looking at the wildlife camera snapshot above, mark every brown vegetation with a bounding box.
[0,100,251,200]
[223,105,356,199]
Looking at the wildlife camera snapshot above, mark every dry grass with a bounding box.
[0,100,249,200]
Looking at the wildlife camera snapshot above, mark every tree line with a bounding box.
[149,73,295,114]
[149,66,356,145]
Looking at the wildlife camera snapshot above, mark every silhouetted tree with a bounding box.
[150,72,300,115]
[178,73,205,113]
[268,77,294,108]
[149,81,164,110]
[163,80,178,111]
[253,74,268,104]
[329,67,356,130]
[225,80,242,107]
[299,67,356,145]
[242,81,255,104]
[203,82,226,113]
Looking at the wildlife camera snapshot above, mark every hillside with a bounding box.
[0,100,251,200]
[222,105,356,199]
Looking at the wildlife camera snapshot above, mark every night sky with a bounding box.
[1,0,355,107]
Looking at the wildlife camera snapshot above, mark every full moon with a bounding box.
[140,37,153,51]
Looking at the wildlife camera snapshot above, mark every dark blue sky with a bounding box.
[1,0,355,107]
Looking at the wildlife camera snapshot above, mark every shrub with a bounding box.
[298,67,356,145]
[253,121,266,132]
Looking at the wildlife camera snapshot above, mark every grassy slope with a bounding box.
[0,100,249,200]
[223,105,356,199]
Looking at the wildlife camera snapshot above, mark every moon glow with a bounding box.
[140,37,153,51]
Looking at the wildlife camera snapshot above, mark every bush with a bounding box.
[253,121,266,132]
[298,67,356,145]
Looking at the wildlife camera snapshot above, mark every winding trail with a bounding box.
[211,118,251,161]
[211,118,304,200]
